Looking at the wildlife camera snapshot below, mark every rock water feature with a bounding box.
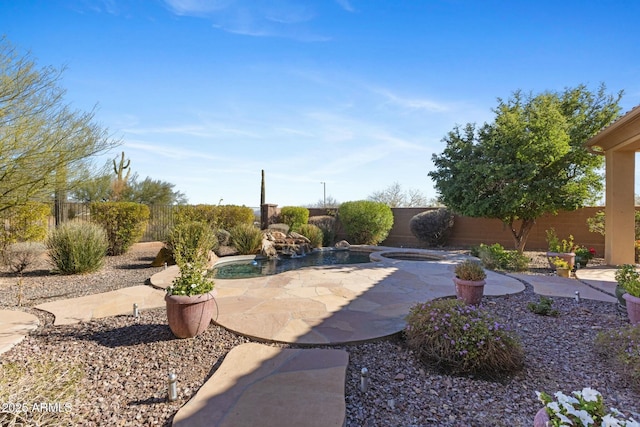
[261,230,313,258]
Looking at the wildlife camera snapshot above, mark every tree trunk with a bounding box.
[506,218,536,252]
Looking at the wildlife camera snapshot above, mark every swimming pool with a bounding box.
[212,250,372,279]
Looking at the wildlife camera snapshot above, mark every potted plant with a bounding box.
[165,221,218,338]
[615,264,640,325]
[453,259,487,305]
[535,387,639,426]
[552,257,571,278]
[545,228,576,270]
[574,246,596,268]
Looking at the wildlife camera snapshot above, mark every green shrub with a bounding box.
[167,221,217,267]
[230,223,263,255]
[216,205,255,229]
[173,204,219,228]
[280,206,309,230]
[173,204,255,230]
[615,264,640,297]
[527,296,559,316]
[405,298,524,378]
[476,243,529,271]
[337,200,393,245]
[46,222,108,274]
[308,215,336,247]
[0,202,50,249]
[409,208,455,246]
[0,359,83,426]
[90,202,149,255]
[595,325,640,390]
[296,224,324,248]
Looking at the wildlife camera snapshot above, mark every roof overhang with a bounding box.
[587,106,640,153]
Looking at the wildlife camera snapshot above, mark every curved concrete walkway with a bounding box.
[151,248,526,345]
[0,309,39,356]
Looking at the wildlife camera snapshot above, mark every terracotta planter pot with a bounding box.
[453,277,486,305]
[534,407,549,426]
[622,293,640,325]
[165,290,218,338]
[546,252,575,270]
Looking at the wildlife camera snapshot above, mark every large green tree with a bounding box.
[0,38,118,213]
[428,84,622,252]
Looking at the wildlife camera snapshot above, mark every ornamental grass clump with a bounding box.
[405,299,523,378]
[595,325,640,390]
[230,223,263,255]
[46,222,108,274]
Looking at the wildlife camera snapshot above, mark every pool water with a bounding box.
[212,250,372,279]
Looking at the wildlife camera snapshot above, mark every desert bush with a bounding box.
[173,204,218,228]
[405,298,524,378]
[409,208,454,246]
[475,243,529,271]
[0,359,83,426]
[173,204,255,230]
[0,202,50,250]
[296,224,324,248]
[308,215,336,246]
[90,202,149,255]
[338,200,393,245]
[46,222,108,274]
[216,205,256,229]
[167,221,217,267]
[595,325,640,390]
[2,242,46,274]
[280,206,309,230]
[230,223,263,255]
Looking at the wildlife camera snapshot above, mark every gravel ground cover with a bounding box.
[1,245,638,426]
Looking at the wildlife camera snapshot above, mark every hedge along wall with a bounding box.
[308,206,614,255]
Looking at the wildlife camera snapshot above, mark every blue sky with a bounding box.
[2,1,639,206]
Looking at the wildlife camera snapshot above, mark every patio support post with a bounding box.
[604,150,636,265]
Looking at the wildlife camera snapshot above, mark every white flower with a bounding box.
[580,387,601,402]
[602,414,623,427]
[557,413,572,425]
[625,419,640,427]
[191,283,197,288]
[575,409,594,425]
[547,402,561,413]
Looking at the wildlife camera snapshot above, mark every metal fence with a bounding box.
[49,202,176,242]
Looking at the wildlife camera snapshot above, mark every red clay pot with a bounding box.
[165,290,217,338]
[453,277,486,305]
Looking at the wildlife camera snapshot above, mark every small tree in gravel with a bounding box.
[409,208,455,247]
[1,242,46,306]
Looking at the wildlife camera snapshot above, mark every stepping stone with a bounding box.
[35,285,166,325]
[0,310,39,355]
[509,273,617,303]
[172,343,349,427]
